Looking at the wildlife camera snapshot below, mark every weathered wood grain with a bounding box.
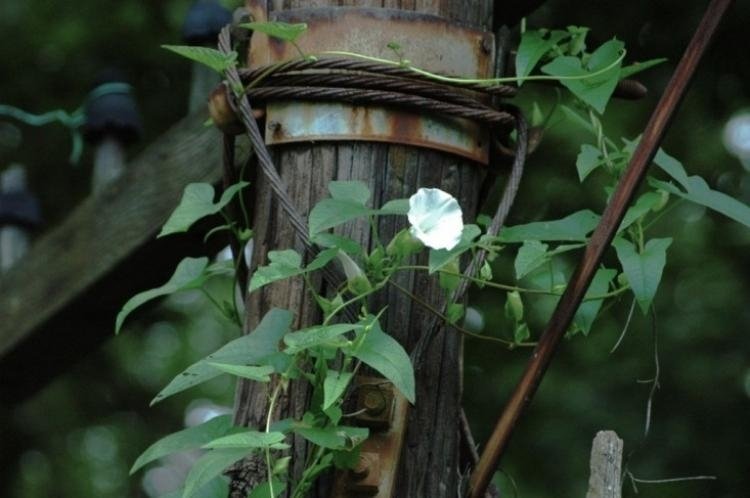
[0,112,248,403]
[586,431,623,498]
[231,1,491,496]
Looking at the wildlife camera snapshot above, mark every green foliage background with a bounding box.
[0,1,748,497]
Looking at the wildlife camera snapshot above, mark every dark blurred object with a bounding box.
[494,0,548,27]
[82,70,142,191]
[0,165,40,272]
[182,0,232,113]
[182,0,232,45]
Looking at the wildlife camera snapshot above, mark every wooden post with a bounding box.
[231,1,494,496]
[586,431,623,498]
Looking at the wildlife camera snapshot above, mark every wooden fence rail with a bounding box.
[0,112,249,404]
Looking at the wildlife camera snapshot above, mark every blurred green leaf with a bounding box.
[294,424,368,450]
[323,370,353,410]
[162,45,237,73]
[182,448,249,498]
[515,240,550,279]
[283,323,362,354]
[572,268,617,335]
[575,144,603,181]
[499,210,600,242]
[516,29,569,84]
[152,308,293,404]
[116,257,209,334]
[247,479,285,498]
[203,431,287,450]
[514,322,531,343]
[207,363,274,382]
[131,415,235,475]
[618,192,662,232]
[328,180,371,204]
[309,199,372,235]
[541,39,624,113]
[505,290,524,322]
[159,182,249,237]
[249,248,337,292]
[619,58,667,79]
[240,21,308,42]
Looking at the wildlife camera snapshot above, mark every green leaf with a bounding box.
[283,323,361,354]
[446,303,465,324]
[159,182,249,237]
[240,21,308,42]
[516,29,569,84]
[438,260,461,292]
[294,425,368,450]
[152,309,293,404]
[513,322,531,343]
[329,180,370,204]
[348,319,415,403]
[182,448,249,498]
[619,58,667,79]
[247,479,285,498]
[116,257,209,334]
[653,147,690,189]
[428,224,481,273]
[572,268,617,335]
[575,144,603,182]
[162,45,237,74]
[323,370,353,410]
[312,233,363,255]
[541,39,624,113]
[498,210,600,242]
[207,363,274,382]
[309,198,372,236]
[618,192,662,232]
[379,198,410,215]
[514,240,549,279]
[651,177,750,230]
[386,229,424,260]
[249,246,337,294]
[248,249,301,292]
[307,248,339,271]
[131,415,235,475]
[203,431,287,450]
[158,478,228,498]
[613,237,672,314]
[504,291,524,322]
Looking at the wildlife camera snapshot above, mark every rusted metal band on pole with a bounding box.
[468,0,734,496]
[245,3,499,163]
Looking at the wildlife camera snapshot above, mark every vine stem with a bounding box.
[264,379,285,497]
[395,265,628,301]
[387,280,535,347]
[317,49,626,86]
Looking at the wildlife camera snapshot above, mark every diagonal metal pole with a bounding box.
[468,0,734,496]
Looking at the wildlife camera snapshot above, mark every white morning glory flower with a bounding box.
[407,188,464,250]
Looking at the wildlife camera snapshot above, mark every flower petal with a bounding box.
[407,188,464,250]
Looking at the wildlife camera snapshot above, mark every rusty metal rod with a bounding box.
[468,0,734,496]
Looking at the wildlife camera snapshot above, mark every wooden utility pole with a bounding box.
[231,1,496,496]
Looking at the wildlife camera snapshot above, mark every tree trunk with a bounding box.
[233,1,494,496]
